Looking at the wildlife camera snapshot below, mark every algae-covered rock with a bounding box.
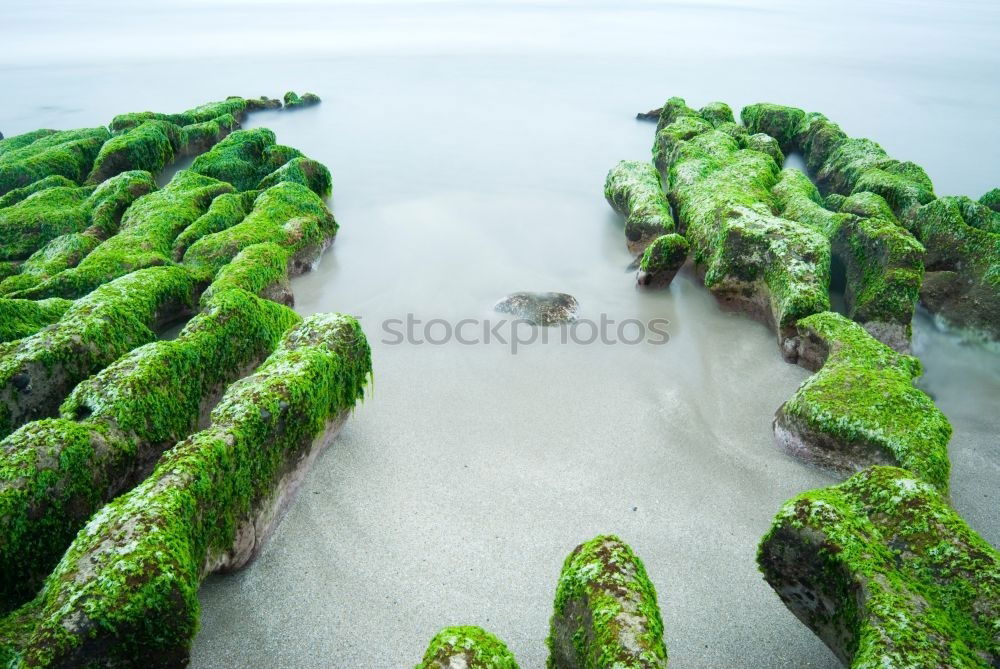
[604,160,675,254]
[772,169,923,350]
[0,175,75,209]
[493,291,579,325]
[417,626,520,669]
[182,180,337,276]
[637,233,688,287]
[0,288,299,611]
[758,466,999,668]
[654,97,830,345]
[172,190,257,261]
[283,91,321,108]
[3,313,370,667]
[0,127,109,196]
[981,187,1000,213]
[199,242,294,306]
[0,232,102,295]
[13,170,231,299]
[547,535,667,669]
[913,197,1000,340]
[776,311,950,490]
[191,128,308,192]
[0,266,197,437]
[107,96,266,134]
[257,156,332,198]
[87,120,179,184]
[0,169,155,262]
[0,297,72,342]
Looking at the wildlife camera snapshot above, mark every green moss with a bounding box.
[745,133,784,166]
[179,113,239,157]
[0,265,197,438]
[0,232,102,295]
[697,101,734,127]
[759,466,999,667]
[0,298,72,342]
[13,313,370,666]
[638,233,689,286]
[182,180,337,275]
[942,195,1000,235]
[740,103,806,151]
[257,156,333,197]
[980,187,1000,213]
[778,312,951,490]
[416,626,519,669]
[0,127,109,195]
[172,190,257,261]
[654,98,830,339]
[0,170,156,263]
[547,535,667,669]
[108,97,254,134]
[604,160,674,250]
[13,170,231,300]
[0,175,76,209]
[199,242,291,305]
[283,91,321,108]
[87,120,179,184]
[191,128,304,192]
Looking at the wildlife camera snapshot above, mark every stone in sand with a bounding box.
[416,626,519,669]
[493,291,579,325]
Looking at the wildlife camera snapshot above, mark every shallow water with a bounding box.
[2,1,998,667]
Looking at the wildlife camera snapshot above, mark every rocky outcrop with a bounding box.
[0,297,72,342]
[547,535,668,669]
[636,233,688,287]
[283,91,322,109]
[604,160,675,254]
[654,97,830,347]
[776,311,951,491]
[493,291,579,325]
[759,466,999,668]
[0,127,110,196]
[0,314,371,667]
[417,627,520,669]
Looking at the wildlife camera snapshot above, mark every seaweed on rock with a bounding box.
[0,313,370,667]
[0,297,72,343]
[191,128,329,194]
[758,466,999,668]
[604,160,675,254]
[416,627,520,669]
[107,96,278,134]
[776,311,951,491]
[283,91,322,109]
[0,288,299,611]
[653,97,830,346]
[0,127,110,196]
[547,535,668,669]
[637,233,688,287]
[0,265,197,438]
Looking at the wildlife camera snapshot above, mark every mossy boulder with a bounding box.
[604,160,675,254]
[758,466,999,668]
[654,97,830,346]
[980,187,1000,213]
[1,313,370,667]
[0,170,155,262]
[257,156,332,198]
[107,96,263,134]
[199,242,294,306]
[191,128,314,192]
[0,297,72,343]
[0,288,299,611]
[0,175,76,209]
[416,626,519,669]
[547,535,667,669]
[87,120,179,184]
[172,190,257,261]
[283,91,321,108]
[0,232,102,295]
[0,266,197,438]
[493,292,579,326]
[776,311,951,491]
[0,127,109,196]
[637,233,688,287]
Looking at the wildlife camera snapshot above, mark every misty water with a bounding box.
[2,1,999,667]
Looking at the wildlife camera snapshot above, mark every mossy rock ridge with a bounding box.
[2,313,370,667]
[604,160,675,254]
[0,127,110,197]
[776,312,951,491]
[547,535,668,668]
[637,233,688,287]
[416,626,520,669]
[758,466,999,668]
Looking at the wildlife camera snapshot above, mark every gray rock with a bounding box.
[493,292,579,325]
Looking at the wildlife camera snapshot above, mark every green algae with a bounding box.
[604,160,675,252]
[654,97,829,341]
[87,120,179,184]
[0,128,110,196]
[638,233,688,287]
[199,242,292,305]
[5,313,370,666]
[0,266,197,438]
[548,535,667,669]
[257,156,333,198]
[777,312,951,491]
[172,190,257,261]
[191,128,308,192]
[107,96,265,134]
[417,626,520,669]
[0,232,102,295]
[0,175,76,209]
[980,188,1000,213]
[759,466,999,668]
[283,91,322,109]
[0,298,72,343]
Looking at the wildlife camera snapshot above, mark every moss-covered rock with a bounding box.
[776,312,951,491]
[637,233,688,287]
[0,232,102,295]
[182,180,337,277]
[283,91,321,109]
[758,466,999,668]
[2,313,370,667]
[0,175,76,209]
[172,190,257,261]
[257,156,332,198]
[0,288,299,611]
[773,169,923,350]
[12,170,231,299]
[199,242,294,306]
[913,197,1000,340]
[980,187,1000,213]
[0,297,72,343]
[87,120,179,185]
[191,128,308,192]
[604,160,675,253]
[547,535,667,669]
[0,127,109,196]
[654,97,830,346]
[0,170,155,262]
[416,626,520,669]
[107,96,272,134]
[0,266,197,438]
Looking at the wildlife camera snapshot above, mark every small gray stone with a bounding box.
[493,292,579,326]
